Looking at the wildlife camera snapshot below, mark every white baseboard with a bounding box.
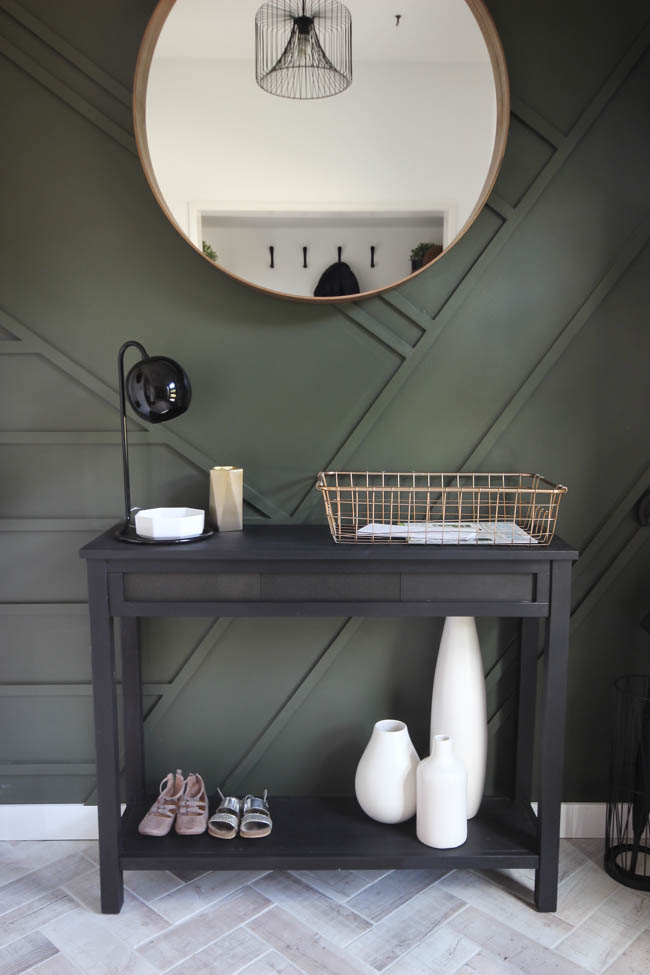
[531,803,606,839]
[0,802,606,841]
[0,804,124,841]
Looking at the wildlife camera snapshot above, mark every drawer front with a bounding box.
[402,573,534,603]
[116,568,541,613]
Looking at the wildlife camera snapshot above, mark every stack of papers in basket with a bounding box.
[357,522,537,544]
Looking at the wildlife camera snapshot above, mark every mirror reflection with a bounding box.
[141,0,504,299]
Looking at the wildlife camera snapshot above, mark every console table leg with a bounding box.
[515,619,539,802]
[88,563,124,914]
[121,617,145,804]
[535,560,571,912]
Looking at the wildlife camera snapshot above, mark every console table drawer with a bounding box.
[118,570,537,606]
[402,572,534,602]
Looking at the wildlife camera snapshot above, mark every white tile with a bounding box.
[347,881,465,971]
[43,908,157,975]
[238,951,305,975]
[124,872,184,904]
[439,871,572,948]
[0,889,78,948]
[153,870,267,924]
[604,926,650,975]
[0,856,96,916]
[138,886,271,972]
[253,871,370,947]
[248,905,374,975]
[348,870,446,923]
[449,905,596,975]
[61,869,170,948]
[292,870,384,903]
[166,927,266,975]
[567,840,603,866]
[0,844,90,890]
[0,931,58,975]
[28,954,83,975]
[555,887,650,972]
[455,949,526,975]
[554,862,618,927]
[386,923,479,975]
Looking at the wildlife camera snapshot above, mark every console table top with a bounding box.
[81,524,578,563]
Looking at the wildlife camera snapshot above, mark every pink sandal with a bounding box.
[175,773,208,835]
[138,770,184,836]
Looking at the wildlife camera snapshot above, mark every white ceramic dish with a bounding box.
[135,507,205,540]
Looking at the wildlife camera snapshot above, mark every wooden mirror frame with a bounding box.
[133,0,510,303]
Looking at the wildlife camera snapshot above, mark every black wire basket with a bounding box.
[605,674,650,890]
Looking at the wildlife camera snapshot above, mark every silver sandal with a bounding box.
[207,788,242,840]
[240,790,272,839]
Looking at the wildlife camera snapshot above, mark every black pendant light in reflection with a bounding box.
[255,0,352,100]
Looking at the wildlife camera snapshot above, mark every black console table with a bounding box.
[81,526,577,914]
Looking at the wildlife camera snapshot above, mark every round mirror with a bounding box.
[134,0,509,302]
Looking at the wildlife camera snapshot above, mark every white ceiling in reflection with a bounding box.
[154,0,490,64]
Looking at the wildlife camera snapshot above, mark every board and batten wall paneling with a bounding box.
[0,0,649,803]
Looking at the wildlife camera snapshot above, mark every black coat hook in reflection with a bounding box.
[269,246,275,269]
[337,246,342,262]
[370,245,376,268]
[303,246,308,269]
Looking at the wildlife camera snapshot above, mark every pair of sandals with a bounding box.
[208,787,272,840]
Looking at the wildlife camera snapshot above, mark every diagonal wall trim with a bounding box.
[0,307,290,522]
[223,618,364,792]
[510,96,564,148]
[0,32,135,154]
[0,0,131,107]
[459,217,650,472]
[145,619,234,734]
[84,617,235,803]
[577,462,650,578]
[571,529,650,632]
[340,305,413,359]
[292,25,650,520]
[486,195,515,220]
[380,292,436,334]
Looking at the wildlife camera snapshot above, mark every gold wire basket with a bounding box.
[316,472,567,546]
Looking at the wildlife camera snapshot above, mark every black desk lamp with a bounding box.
[116,340,210,543]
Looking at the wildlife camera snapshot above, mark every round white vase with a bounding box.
[355,719,419,824]
[417,735,467,848]
[430,616,487,818]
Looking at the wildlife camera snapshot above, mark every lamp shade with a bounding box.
[255,0,352,100]
[125,355,191,424]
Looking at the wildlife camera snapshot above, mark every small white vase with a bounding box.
[417,735,467,848]
[209,466,243,531]
[355,719,419,824]
[430,616,487,818]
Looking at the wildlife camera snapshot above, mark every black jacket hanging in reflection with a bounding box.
[313,260,360,297]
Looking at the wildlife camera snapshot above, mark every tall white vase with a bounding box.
[355,719,419,824]
[417,735,467,848]
[430,616,487,818]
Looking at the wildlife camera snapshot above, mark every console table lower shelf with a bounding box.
[121,795,539,872]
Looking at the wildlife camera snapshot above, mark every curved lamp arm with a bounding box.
[118,341,148,525]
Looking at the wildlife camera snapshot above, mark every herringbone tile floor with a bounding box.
[1,838,649,975]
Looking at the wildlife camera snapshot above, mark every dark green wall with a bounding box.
[1,0,649,804]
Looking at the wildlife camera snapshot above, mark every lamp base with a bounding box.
[115,523,214,545]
